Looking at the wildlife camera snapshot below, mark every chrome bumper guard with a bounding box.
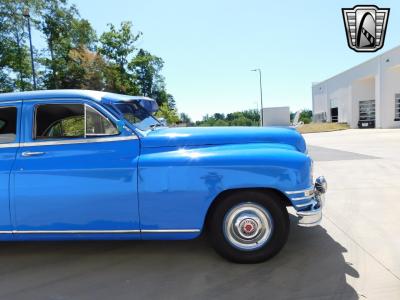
[286,176,327,227]
[297,193,325,227]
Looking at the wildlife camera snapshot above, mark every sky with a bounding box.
[64,0,400,121]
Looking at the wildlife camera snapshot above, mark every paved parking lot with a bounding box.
[1,129,399,299]
[305,129,400,300]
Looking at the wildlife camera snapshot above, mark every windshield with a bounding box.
[114,102,161,131]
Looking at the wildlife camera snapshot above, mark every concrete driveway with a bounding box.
[0,129,399,299]
[304,129,400,300]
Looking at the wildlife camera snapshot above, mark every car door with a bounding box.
[0,102,21,239]
[12,99,140,238]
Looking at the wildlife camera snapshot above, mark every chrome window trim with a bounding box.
[0,105,18,109]
[21,98,92,103]
[33,102,121,140]
[0,101,22,105]
[0,229,200,234]
[84,103,87,135]
[0,143,19,149]
[21,135,137,147]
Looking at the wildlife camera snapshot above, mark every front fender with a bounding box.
[138,143,312,238]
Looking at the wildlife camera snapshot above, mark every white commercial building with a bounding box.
[312,45,400,128]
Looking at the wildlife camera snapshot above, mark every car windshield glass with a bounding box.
[114,102,161,131]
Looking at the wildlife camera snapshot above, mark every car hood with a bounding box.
[141,126,307,153]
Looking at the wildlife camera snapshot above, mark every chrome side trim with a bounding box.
[22,135,137,147]
[10,229,140,234]
[285,188,314,195]
[294,202,313,208]
[0,229,200,234]
[291,196,314,201]
[141,229,201,233]
[0,143,19,149]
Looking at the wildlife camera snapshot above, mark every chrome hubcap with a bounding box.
[224,203,273,251]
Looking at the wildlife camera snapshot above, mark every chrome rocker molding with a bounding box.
[0,229,200,234]
[141,229,200,233]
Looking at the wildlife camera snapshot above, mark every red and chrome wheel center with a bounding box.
[224,203,273,250]
[239,218,258,236]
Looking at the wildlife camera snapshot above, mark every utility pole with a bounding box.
[23,8,37,90]
[251,68,263,126]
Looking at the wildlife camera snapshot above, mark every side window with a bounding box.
[86,106,118,136]
[36,104,84,139]
[0,107,17,144]
[35,103,118,140]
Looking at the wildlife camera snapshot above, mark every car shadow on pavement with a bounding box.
[0,215,359,300]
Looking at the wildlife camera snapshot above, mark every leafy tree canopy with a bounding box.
[195,110,260,127]
[0,0,178,123]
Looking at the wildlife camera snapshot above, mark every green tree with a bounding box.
[0,0,39,91]
[156,102,179,125]
[68,48,106,90]
[39,0,97,89]
[291,109,313,124]
[299,109,312,124]
[99,21,141,94]
[150,86,178,124]
[0,0,178,121]
[129,49,164,96]
[195,109,260,127]
[213,119,229,126]
[179,113,193,126]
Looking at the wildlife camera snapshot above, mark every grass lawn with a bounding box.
[297,122,350,134]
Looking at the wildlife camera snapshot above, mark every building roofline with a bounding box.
[312,44,400,86]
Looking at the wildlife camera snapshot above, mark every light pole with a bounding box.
[251,68,263,126]
[23,8,37,90]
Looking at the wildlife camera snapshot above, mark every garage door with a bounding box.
[358,100,375,128]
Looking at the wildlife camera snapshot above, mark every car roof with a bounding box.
[0,89,155,103]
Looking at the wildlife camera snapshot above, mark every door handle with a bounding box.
[21,151,45,157]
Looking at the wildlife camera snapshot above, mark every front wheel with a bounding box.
[208,191,289,263]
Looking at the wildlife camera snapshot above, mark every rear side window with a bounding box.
[0,107,17,144]
[35,104,118,139]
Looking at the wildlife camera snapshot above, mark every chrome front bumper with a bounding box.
[285,176,327,227]
[297,193,325,227]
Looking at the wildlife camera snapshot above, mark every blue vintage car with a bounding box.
[0,90,326,263]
